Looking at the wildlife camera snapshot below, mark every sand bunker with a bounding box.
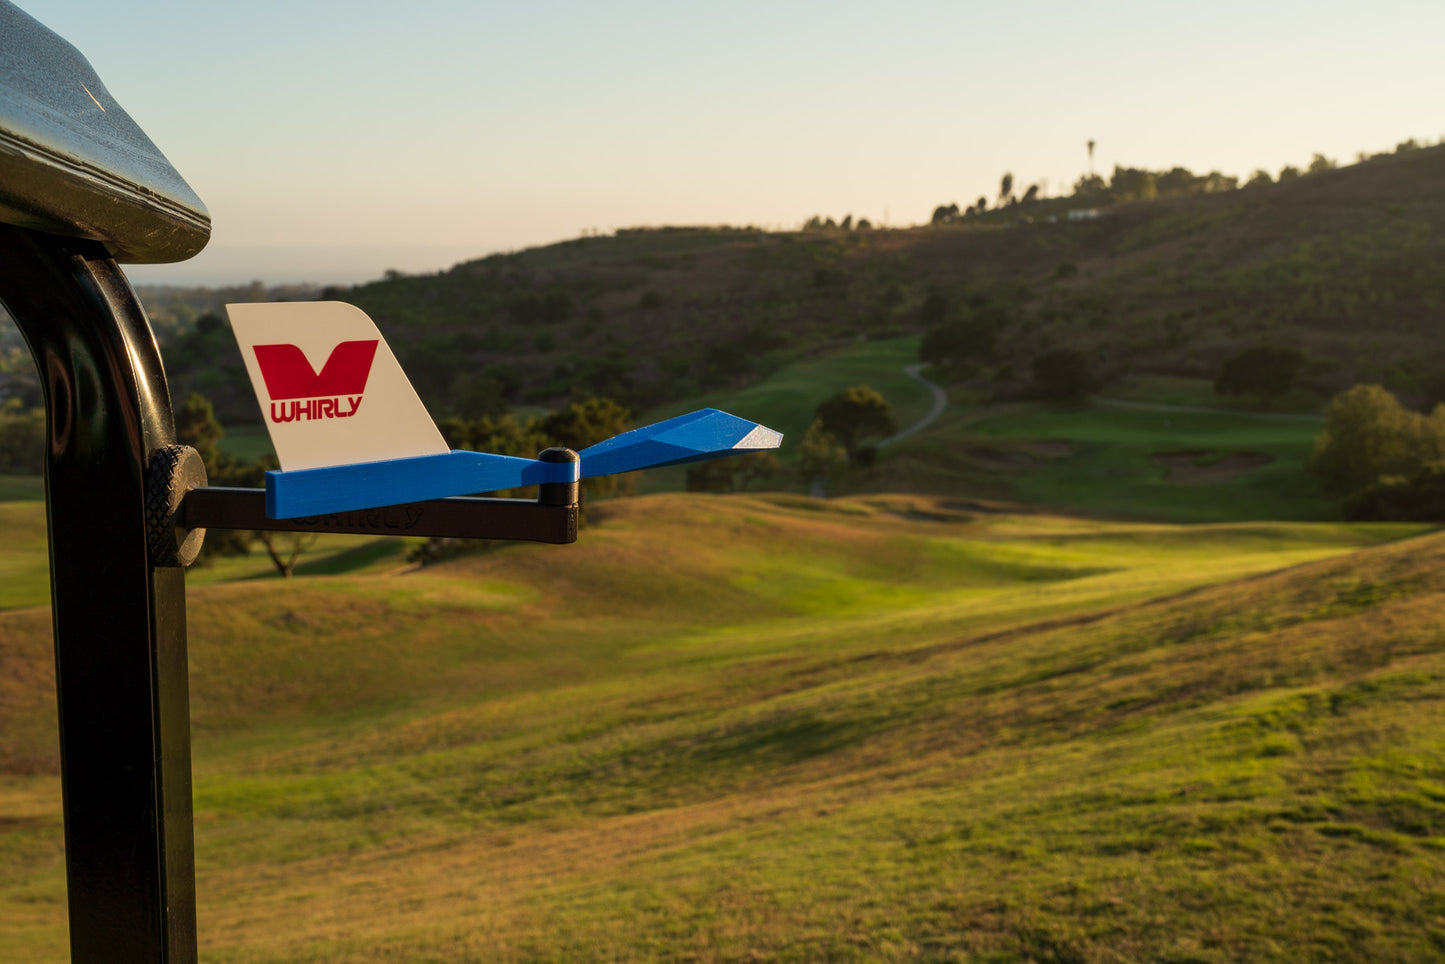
[967,440,1076,471]
[1152,450,1275,483]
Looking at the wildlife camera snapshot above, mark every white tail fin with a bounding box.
[226,302,449,472]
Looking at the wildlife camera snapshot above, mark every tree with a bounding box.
[1109,166,1157,201]
[918,290,951,327]
[509,288,574,325]
[194,312,224,335]
[686,459,737,492]
[1020,184,1040,204]
[539,396,634,498]
[1246,169,1273,188]
[0,397,44,473]
[1031,349,1097,400]
[1310,384,1445,493]
[254,531,317,578]
[798,417,846,482]
[998,172,1014,207]
[538,397,632,452]
[438,412,544,460]
[921,300,1010,371]
[174,393,224,465]
[815,385,895,463]
[1308,152,1338,173]
[1344,461,1445,521]
[1213,346,1304,403]
[1155,167,1199,196]
[931,203,960,225]
[1278,165,1301,181]
[735,451,781,490]
[172,391,325,576]
[685,451,780,493]
[1201,171,1238,192]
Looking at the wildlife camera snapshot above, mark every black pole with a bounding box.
[0,225,196,962]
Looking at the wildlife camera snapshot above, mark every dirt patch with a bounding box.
[966,440,1074,472]
[1030,440,1075,458]
[967,447,1033,471]
[1153,450,1275,483]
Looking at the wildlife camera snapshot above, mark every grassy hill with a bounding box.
[4,142,1444,960]
[116,142,1445,433]
[2,493,1440,961]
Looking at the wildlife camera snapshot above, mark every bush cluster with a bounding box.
[1311,384,1445,519]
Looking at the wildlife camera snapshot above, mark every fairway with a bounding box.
[2,493,1439,961]
[877,395,1333,522]
[627,342,1335,524]
[638,336,934,492]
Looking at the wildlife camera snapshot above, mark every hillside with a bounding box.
[128,143,1445,429]
[2,494,1440,961]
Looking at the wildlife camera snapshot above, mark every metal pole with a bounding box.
[0,224,196,962]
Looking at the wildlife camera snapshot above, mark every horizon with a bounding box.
[17,0,1445,288]
[123,137,1433,289]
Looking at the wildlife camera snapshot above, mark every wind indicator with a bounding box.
[226,302,783,519]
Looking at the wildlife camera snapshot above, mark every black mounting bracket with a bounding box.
[177,486,579,544]
[142,445,580,565]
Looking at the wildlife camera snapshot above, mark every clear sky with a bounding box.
[18,0,1445,287]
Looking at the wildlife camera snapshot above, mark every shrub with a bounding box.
[1031,349,1097,400]
[0,398,44,473]
[1214,345,1304,401]
[815,386,895,463]
[921,318,998,368]
[1311,384,1445,493]
[1344,461,1445,521]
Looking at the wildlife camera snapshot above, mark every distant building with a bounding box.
[1066,208,1101,221]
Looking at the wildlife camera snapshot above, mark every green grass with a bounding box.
[872,396,1333,522]
[637,336,933,493]
[0,499,420,611]
[1106,373,1326,415]
[0,503,50,611]
[623,338,1334,524]
[217,426,275,462]
[1,493,1439,961]
[0,475,42,501]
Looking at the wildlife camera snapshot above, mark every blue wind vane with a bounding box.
[224,301,783,519]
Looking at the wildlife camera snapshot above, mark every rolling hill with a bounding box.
[107,142,1445,432]
[2,493,1440,961]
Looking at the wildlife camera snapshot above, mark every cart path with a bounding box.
[810,378,1316,498]
[881,364,948,446]
[812,364,948,497]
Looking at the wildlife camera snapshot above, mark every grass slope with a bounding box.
[0,500,423,613]
[1,494,1438,961]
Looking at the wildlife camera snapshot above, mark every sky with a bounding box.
[17,0,1445,287]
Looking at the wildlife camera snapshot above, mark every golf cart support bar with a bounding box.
[180,487,579,543]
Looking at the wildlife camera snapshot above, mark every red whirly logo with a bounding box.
[253,340,379,423]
